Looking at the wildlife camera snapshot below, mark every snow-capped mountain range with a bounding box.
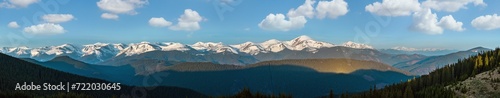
[1,35,374,63]
[377,46,458,56]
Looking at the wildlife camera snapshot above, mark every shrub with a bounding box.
[492,78,500,83]
[460,86,468,93]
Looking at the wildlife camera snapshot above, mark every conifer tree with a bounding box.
[329,89,334,98]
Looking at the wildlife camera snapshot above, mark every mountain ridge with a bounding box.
[393,47,492,75]
[27,54,413,97]
[0,53,207,97]
[0,35,372,63]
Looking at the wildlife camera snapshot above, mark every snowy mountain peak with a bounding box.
[118,42,161,56]
[391,46,446,52]
[57,44,78,50]
[231,42,255,48]
[81,43,125,58]
[6,46,31,56]
[231,42,261,55]
[192,42,225,47]
[256,39,284,53]
[241,41,255,45]
[191,42,224,50]
[86,42,109,46]
[261,39,280,46]
[17,46,30,49]
[292,35,312,41]
[44,44,79,55]
[342,41,374,49]
[158,42,190,51]
[391,46,418,51]
[344,41,355,45]
[284,36,334,51]
[191,42,237,54]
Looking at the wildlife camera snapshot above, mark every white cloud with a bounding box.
[315,0,349,19]
[101,13,119,20]
[410,9,443,35]
[97,0,148,19]
[149,17,172,27]
[258,13,307,31]
[287,0,315,18]
[169,9,204,31]
[471,14,500,30]
[422,0,486,12]
[7,21,19,28]
[0,0,39,8]
[258,0,349,31]
[23,23,65,35]
[410,9,465,35]
[365,0,421,16]
[438,15,465,32]
[42,14,74,23]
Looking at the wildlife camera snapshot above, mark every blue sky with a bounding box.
[0,0,499,50]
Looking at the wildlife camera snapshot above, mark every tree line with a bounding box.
[341,48,500,98]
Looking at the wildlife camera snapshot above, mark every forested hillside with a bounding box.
[343,48,500,98]
[447,67,500,97]
[0,53,206,97]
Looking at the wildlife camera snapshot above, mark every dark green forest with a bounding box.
[0,53,207,98]
[342,48,500,98]
[0,53,295,98]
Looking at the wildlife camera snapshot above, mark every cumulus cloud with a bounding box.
[101,13,119,20]
[315,0,349,19]
[0,0,39,8]
[471,14,500,30]
[286,0,349,19]
[259,0,349,31]
[42,14,74,23]
[169,9,204,31]
[410,9,443,35]
[422,0,486,12]
[149,17,172,27]
[287,0,315,18]
[365,0,421,16]
[8,21,19,28]
[438,15,465,31]
[97,0,148,19]
[410,9,465,35]
[258,13,307,31]
[23,23,65,35]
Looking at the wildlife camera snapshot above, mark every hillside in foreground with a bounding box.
[447,67,500,98]
[0,53,206,97]
[343,48,500,98]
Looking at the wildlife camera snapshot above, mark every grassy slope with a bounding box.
[447,67,500,98]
